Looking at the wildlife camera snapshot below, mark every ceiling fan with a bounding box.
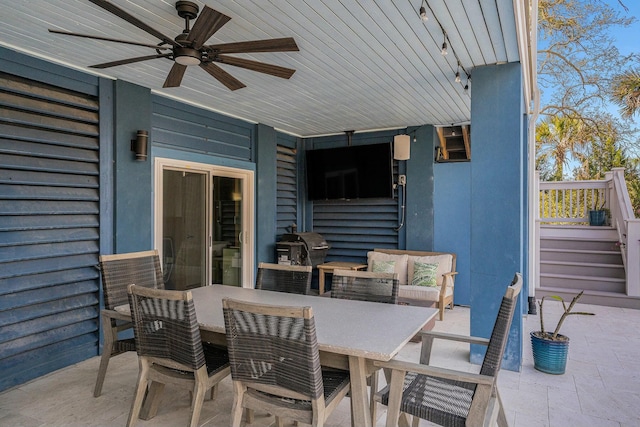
[49,0,299,90]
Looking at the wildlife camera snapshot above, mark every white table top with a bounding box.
[190,285,437,362]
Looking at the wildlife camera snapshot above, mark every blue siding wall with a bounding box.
[275,133,299,240]
[469,63,525,371]
[256,124,277,265]
[434,160,472,305]
[405,125,435,251]
[114,80,152,253]
[0,46,101,391]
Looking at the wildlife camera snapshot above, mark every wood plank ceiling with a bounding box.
[0,0,521,137]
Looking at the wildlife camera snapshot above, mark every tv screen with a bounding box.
[305,142,393,200]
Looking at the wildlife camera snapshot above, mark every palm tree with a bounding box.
[536,115,591,180]
[611,69,640,119]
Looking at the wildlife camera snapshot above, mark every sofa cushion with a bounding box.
[399,284,453,301]
[411,262,438,287]
[407,254,453,287]
[367,251,409,285]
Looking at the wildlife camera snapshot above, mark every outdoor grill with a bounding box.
[276,232,330,267]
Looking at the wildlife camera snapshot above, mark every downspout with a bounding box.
[513,0,540,314]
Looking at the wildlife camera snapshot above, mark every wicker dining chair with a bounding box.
[330,269,399,423]
[330,270,399,304]
[373,273,523,427]
[222,297,351,427]
[94,250,164,397]
[126,285,230,427]
[255,262,313,295]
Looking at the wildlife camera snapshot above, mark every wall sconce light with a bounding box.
[393,134,411,160]
[131,130,148,161]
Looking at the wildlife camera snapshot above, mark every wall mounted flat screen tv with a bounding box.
[305,142,393,200]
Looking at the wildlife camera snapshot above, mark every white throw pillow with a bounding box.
[407,254,453,287]
[367,252,409,285]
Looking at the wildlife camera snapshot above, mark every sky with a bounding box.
[610,0,640,57]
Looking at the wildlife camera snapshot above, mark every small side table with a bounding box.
[316,261,368,295]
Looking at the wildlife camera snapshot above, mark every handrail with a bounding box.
[538,180,608,224]
[609,168,639,296]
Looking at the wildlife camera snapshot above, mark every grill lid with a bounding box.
[281,232,330,250]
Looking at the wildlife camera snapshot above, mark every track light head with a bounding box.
[455,71,461,83]
[441,41,448,55]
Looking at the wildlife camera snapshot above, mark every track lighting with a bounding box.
[441,41,448,55]
[419,0,428,21]
[455,71,461,83]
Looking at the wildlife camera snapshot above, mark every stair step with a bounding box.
[540,248,623,264]
[540,237,619,251]
[536,287,640,310]
[540,260,625,278]
[539,273,625,293]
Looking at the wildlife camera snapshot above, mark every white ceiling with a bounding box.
[0,0,523,137]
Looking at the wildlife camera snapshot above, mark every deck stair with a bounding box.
[537,225,640,309]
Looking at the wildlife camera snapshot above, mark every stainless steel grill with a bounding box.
[276,232,330,267]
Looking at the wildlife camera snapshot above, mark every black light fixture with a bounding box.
[419,0,428,21]
[441,36,448,55]
[131,130,149,161]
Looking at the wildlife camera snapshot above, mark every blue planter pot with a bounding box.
[531,331,569,374]
[589,210,606,226]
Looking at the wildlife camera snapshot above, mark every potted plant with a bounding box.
[531,291,594,374]
[588,201,606,226]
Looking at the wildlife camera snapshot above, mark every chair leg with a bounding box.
[94,317,116,397]
[188,370,208,427]
[231,382,246,427]
[126,360,150,427]
[244,408,254,424]
[140,381,165,420]
[496,389,508,427]
[369,370,378,423]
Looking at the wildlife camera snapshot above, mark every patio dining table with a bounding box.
[119,284,437,427]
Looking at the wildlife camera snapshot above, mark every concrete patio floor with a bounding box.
[1,299,639,427]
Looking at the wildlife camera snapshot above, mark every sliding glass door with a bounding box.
[155,158,254,289]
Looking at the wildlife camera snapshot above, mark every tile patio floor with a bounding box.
[1,299,639,426]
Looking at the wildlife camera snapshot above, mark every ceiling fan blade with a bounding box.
[163,63,188,88]
[48,29,171,50]
[87,0,181,47]
[199,62,246,91]
[216,55,296,79]
[89,54,172,69]
[207,37,299,54]
[187,6,231,49]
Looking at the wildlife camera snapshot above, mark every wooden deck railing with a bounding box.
[538,179,609,224]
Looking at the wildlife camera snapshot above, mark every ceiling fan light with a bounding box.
[174,47,201,66]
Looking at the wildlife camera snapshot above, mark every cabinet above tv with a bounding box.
[436,125,470,162]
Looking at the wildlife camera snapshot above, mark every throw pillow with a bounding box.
[372,260,396,274]
[411,262,438,287]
